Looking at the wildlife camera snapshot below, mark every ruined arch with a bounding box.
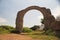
[16,6,55,33]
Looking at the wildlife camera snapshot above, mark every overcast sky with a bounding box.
[0,0,60,27]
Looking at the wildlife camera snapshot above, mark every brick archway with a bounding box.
[16,6,55,33]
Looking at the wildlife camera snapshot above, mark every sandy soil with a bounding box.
[0,34,36,40]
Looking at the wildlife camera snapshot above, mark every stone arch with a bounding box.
[16,6,55,33]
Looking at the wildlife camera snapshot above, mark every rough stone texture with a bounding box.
[51,21,60,30]
[51,21,60,37]
[16,6,55,33]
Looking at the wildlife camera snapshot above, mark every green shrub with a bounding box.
[30,25,40,31]
[44,29,55,35]
[23,27,33,33]
[0,25,15,34]
[0,27,9,34]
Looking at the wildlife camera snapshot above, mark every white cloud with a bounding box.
[0,17,8,25]
[0,17,7,23]
[52,6,60,18]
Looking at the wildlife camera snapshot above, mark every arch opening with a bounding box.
[23,10,44,29]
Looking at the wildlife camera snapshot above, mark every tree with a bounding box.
[41,18,49,32]
[41,19,44,24]
[30,25,40,31]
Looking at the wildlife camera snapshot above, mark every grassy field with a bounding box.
[26,31,60,40]
[0,26,60,40]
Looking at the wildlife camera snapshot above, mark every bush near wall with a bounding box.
[23,27,33,33]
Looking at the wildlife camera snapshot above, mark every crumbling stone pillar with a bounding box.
[51,21,60,37]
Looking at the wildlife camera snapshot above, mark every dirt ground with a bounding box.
[0,34,36,40]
